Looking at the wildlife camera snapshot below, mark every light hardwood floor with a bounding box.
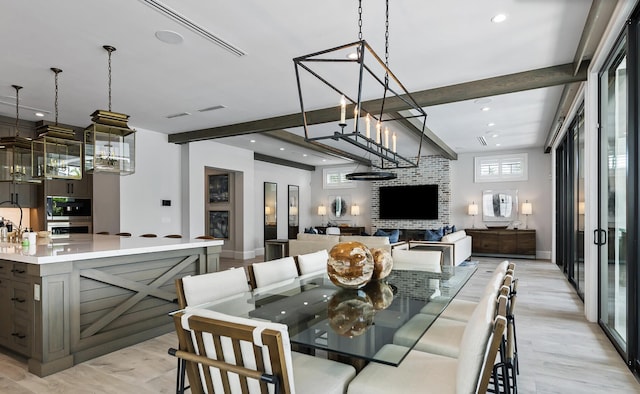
[1,257,639,393]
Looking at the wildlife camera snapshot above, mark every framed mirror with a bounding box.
[329,195,348,218]
[288,185,299,239]
[264,182,277,242]
[482,189,518,227]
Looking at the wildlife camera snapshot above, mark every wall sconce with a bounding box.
[318,204,327,226]
[289,205,298,216]
[468,202,479,228]
[351,203,360,226]
[521,200,533,229]
[265,206,272,223]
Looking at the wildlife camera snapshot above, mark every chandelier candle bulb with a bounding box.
[392,133,397,153]
[365,114,371,138]
[376,121,381,144]
[340,95,346,125]
[384,127,389,149]
[353,107,358,132]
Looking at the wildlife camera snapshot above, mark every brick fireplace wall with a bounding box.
[371,155,451,232]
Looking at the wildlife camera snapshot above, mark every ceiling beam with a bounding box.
[168,62,589,145]
[264,129,372,166]
[254,153,316,171]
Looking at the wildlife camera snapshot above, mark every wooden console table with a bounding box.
[265,239,289,261]
[315,226,365,236]
[465,228,536,259]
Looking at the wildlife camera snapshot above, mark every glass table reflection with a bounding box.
[181,264,477,367]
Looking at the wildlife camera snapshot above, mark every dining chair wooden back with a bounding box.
[248,257,298,289]
[165,234,183,238]
[140,233,158,238]
[95,231,110,235]
[170,309,356,394]
[476,296,508,394]
[196,235,216,240]
[174,269,251,393]
[170,309,295,393]
[115,232,132,236]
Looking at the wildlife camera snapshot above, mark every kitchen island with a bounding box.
[0,234,223,376]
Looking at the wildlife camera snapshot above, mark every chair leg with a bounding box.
[176,357,188,394]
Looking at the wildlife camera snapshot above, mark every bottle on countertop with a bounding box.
[22,228,30,247]
[0,217,6,242]
[6,220,12,233]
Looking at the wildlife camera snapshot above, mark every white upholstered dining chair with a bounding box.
[347,310,507,394]
[170,308,356,394]
[296,249,329,276]
[174,268,251,393]
[248,256,299,289]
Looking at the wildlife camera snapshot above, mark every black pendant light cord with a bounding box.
[52,68,62,125]
[13,85,22,137]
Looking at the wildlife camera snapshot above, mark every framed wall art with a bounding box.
[209,174,229,203]
[209,210,229,238]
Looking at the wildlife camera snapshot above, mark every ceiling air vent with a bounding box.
[198,105,226,113]
[166,112,191,119]
[138,0,247,57]
[477,136,488,146]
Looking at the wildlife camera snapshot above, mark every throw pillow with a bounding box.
[444,225,453,235]
[424,228,443,241]
[373,229,389,237]
[451,225,456,233]
[389,229,400,243]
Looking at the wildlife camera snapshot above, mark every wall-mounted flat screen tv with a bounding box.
[379,184,438,220]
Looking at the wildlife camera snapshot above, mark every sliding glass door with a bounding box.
[598,36,628,354]
[554,106,584,298]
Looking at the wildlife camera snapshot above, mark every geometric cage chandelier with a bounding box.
[84,45,136,175]
[293,0,426,179]
[33,67,83,180]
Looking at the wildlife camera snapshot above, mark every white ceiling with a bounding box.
[0,0,593,167]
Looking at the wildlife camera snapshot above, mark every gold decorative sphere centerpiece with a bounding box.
[327,241,393,289]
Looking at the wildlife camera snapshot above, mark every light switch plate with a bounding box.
[34,284,40,301]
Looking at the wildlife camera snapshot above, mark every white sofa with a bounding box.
[410,230,472,266]
[391,249,443,272]
[288,233,392,257]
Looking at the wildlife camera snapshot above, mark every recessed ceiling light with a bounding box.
[481,107,491,112]
[487,122,495,127]
[492,134,498,138]
[35,112,45,117]
[303,153,308,157]
[474,98,492,105]
[491,14,507,23]
[250,139,256,143]
[322,159,327,162]
[279,147,285,151]
[496,143,502,147]
[155,30,184,44]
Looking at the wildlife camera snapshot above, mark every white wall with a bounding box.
[120,128,182,236]
[450,148,553,258]
[310,165,373,232]
[254,161,312,253]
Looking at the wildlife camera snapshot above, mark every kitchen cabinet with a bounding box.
[0,182,38,207]
[0,261,33,356]
[465,228,536,258]
[46,175,92,197]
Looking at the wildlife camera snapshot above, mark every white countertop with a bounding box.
[0,234,224,264]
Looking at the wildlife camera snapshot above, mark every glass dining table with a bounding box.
[180,263,477,367]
